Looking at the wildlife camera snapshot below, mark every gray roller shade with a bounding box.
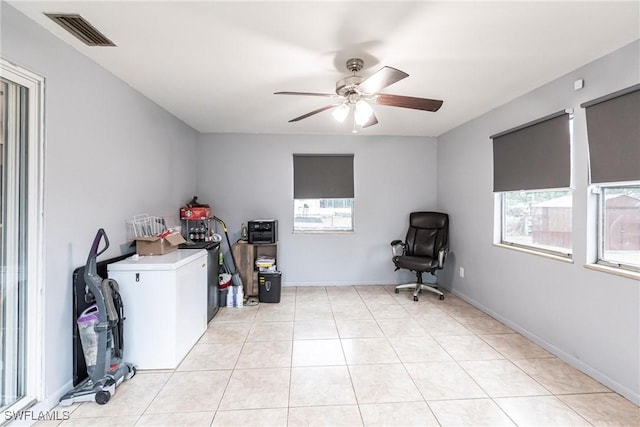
[491,110,572,192]
[580,84,640,184]
[293,154,354,199]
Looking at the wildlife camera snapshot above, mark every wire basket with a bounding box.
[128,214,167,238]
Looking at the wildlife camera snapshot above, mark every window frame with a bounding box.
[497,189,573,259]
[292,154,355,234]
[594,182,640,273]
[0,58,45,413]
[491,110,574,261]
[293,198,355,233]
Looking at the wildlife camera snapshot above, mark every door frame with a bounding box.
[0,57,45,414]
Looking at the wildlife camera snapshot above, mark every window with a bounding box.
[491,110,573,257]
[294,198,353,231]
[0,59,44,413]
[582,85,639,274]
[293,154,354,232]
[595,185,640,271]
[501,189,572,255]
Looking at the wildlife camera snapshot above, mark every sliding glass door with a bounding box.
[0,59,44,413]
[1,72,29,412]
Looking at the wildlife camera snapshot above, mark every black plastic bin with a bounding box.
[258,271,282,303]
[219,288,228,307]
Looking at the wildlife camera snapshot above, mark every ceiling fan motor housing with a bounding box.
[336,75,364,97]
[336,58,366,97]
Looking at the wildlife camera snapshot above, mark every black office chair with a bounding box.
[392,212,449,301]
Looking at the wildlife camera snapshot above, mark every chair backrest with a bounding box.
[405,212,449,259]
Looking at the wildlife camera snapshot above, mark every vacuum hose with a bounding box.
[212,216,228,233]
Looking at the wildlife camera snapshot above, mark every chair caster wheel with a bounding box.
[394,289,399,294]
[439,295,445,300]
[413,296,419,302]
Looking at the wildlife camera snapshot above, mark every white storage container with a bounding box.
[107,249,207,369]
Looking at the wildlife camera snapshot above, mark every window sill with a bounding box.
[584,263,640,280]
[493,243,573,263]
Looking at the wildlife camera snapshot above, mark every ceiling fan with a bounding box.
[274,58,443,131]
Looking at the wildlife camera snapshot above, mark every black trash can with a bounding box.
[219,273,232,307]
[258,271,282,303]
[218,288,228,307]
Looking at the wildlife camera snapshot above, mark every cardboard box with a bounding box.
[135,233,186,255]
[180,207,211,220]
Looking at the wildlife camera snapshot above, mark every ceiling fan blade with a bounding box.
[274,91,342,99]
[374,94,443,112]
[362,111,379,128]
[288,104,342,122]
[357,66,409,94]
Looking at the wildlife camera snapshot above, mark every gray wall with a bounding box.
[197,133,439,285]
[437,40,640,404]
[2,3,199,406]
[4,0,638,410]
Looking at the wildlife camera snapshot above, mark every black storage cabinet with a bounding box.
[258,271,282,303]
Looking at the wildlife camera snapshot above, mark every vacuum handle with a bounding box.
[84,228,110,301]
[89,228,109,259]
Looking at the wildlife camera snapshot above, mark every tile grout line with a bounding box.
[59,285,636,426]
[332,287,366,426]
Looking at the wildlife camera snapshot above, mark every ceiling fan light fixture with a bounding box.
[354,99,373,126]
[275,58,443,130]
[332,103,350,123]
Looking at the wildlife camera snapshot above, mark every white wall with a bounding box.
[197,133,439,286]
[437,40,640,404]
[2,3,199,407]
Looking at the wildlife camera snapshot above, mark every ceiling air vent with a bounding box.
[44,13,115,46]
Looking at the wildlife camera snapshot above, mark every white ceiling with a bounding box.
[8,1,640,137]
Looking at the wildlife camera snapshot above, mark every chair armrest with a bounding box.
[390,240,405,257]
[438,247,448,269]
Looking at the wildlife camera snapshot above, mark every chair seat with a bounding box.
[393,255,438,272]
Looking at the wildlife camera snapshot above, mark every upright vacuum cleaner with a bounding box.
[60,229,136,406]
[212,216,244,289]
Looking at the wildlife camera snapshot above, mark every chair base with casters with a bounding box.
[394,271,445,301]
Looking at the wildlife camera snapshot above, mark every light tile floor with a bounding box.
[41,285,639,426]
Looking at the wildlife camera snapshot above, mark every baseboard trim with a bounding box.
[446,287,640,406]
[42,379,73,410]
[283,281,398,287]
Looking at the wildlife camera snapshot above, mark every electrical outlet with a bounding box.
[459,267,465,278]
